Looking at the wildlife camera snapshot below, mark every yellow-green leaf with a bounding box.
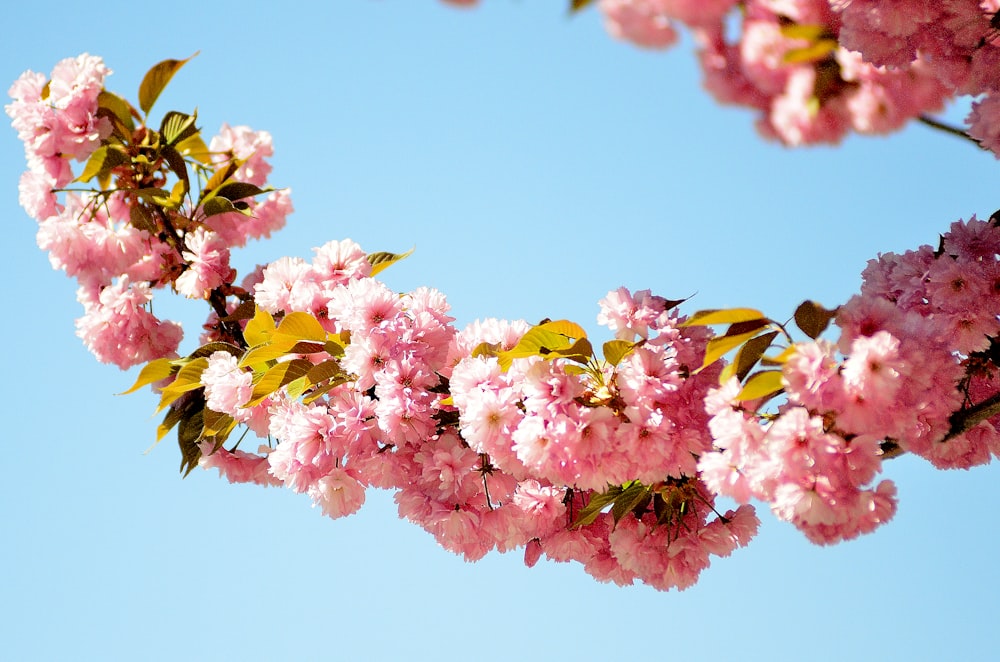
[244,306,276,346]
[138,53,198,115]
[698,329,766,372]
[246,359,314,407]
[735,370,785,401]
[367,248,414,277]
[275,311,327,341]
[779,23,829,41]
[602,340,635,366]
[683,308,766,327]
[538,319,587,339]
[120,358,176,395]
[155,357,209,412]
[176,132,211,164]
[497,327,572,371]
[783,40,838,64]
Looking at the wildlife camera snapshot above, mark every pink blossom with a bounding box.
[175,228,232,299]
[202,351,253,417]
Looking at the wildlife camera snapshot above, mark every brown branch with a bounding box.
[945,391,1000,441]
[917,114,985,149]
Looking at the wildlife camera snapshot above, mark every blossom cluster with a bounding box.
[6,56,291,369]
[699,216,1000,543]
[200,276,760,590]
[446,0,1000,151]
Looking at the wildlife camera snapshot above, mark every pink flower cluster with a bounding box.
[7,59,292,369]
[440,0,1000,149]
[699,216,1000,543]
[198,275,759,590]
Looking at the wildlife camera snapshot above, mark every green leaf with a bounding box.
[246,359,314,406]
[155,357,209,412]
[120,358,176,395]
[541,337,593,364]
[793,300,838,339]
[201,196,244,218]
[367,248,414,277]
[175,132,212,164]
[97,90,135,133]
[497,327,573,371]
[610,482,652,524]
[129,204,157,234]
[160,110,199,146]
[177,406,204,477]
[683,308,766,327]
[213,181,271,202]
[74,145,128,184]
[138,52,198,115]
[602,340,634,366]
[735,370,785,401]
[239,336,301,368]
[731,331,780,383]
[698,329,766,372]
[572,486,623,528]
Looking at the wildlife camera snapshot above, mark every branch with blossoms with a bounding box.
[9,9,1000,590]
[446,0,1000,154]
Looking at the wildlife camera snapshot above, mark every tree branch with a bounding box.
[918,114,984,149]
[945,391,1000,440]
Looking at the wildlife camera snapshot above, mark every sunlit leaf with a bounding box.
[160,110,198,146]
[683,308,766,327]
[497,327,572,371]
[698,329,765,372]
[779,23,829,41]
[602,340,635,366]
[244,307,276,346]
[783,39,838,64]
[538,319,587,339]
[120,358,175,395]
[275,311,327,341]
[246,359,314,406]
[367,248,414,277]
[138,52,198,115]
[175,132,211,164]
[735,370,785,401]
[239,336,301,368]
[74,145,128,183]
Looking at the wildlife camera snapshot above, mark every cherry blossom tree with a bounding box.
[8,0,1000,591]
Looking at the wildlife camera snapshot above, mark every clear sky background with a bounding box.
[2,2,998,660]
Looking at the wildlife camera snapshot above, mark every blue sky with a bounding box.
[2,2,998,660]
